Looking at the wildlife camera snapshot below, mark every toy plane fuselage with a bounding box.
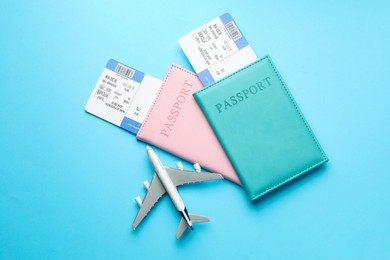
[147,146,193,229]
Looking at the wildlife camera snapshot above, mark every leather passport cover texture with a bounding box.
[136,64,240,184]
[193,55,328,201]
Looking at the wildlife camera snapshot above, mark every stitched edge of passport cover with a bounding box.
[194,55,328,200]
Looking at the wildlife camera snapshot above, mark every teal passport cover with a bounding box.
[193,55,328,201]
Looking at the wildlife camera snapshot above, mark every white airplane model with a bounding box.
[132,146,223,239]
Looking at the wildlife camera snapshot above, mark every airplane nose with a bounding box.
[146,146,152,151]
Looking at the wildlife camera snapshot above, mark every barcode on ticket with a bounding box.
[115,63,135,78]
[225,21,242,41]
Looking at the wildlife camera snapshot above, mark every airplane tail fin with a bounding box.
[176,214,209,239]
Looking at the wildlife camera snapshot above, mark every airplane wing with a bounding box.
[165,167,223,186]
[132,174,166,230]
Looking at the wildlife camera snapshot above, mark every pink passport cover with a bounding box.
[136,65,240,184]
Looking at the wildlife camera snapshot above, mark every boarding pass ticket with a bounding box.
[178,13,258,86]
[85,59,161,134]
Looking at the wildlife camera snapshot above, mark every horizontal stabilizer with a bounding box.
[176,214,209,239]
[189,214,209,223]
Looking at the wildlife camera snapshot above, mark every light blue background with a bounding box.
[1,1,389,259]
